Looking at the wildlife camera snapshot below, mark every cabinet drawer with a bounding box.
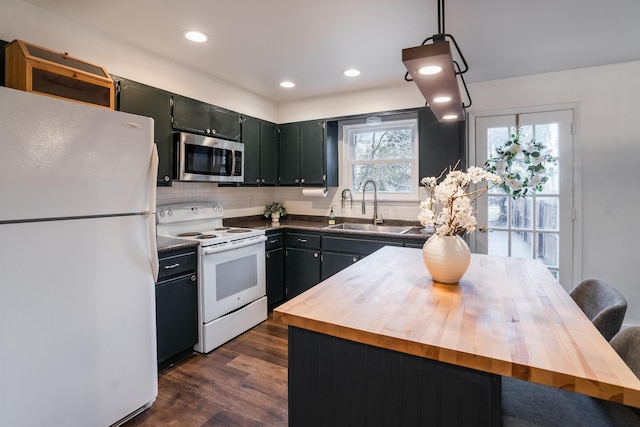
[286,232,321,249]
[158,251,197,281]
[322,235,402,255]
[266,232,284,251]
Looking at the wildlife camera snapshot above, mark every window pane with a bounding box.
[488,230,509,256]
[352,163,411,193]
[534,123,559,157]
[512,231,534,258]
[487,127,511,158]
[488,195,508,227]
[536,232,559,268]
[536,197,559,231]
[511,197,533,230]
[352,128,413,161]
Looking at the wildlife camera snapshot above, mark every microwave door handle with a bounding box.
[230,149,236,177]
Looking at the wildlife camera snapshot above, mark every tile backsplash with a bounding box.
[157,182,421,222]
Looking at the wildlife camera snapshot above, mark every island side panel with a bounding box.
[288,326,501,427]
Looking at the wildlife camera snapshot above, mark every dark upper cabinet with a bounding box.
[278,123,301,185]
[241,116,278,185]
[418,107,466,179]
[279,120,336,186]
[172,94,241,141]
[115,77,173,186]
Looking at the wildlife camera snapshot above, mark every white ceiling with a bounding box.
[24,0,640,103]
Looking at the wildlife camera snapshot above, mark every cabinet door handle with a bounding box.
[295,179,300,184]
[313,252,319,258]
[190,274,197,282]
[266,253,270,259]
[269,239,279,244]
[352,257,358,263]
[297,238,308,243]
[164,263,180,269]
[301,178,306,183]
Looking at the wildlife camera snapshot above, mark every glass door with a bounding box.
[473,110,574,287]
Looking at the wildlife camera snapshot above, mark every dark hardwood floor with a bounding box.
[125,313,288,427]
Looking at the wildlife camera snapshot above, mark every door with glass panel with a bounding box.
[473,110,574,287]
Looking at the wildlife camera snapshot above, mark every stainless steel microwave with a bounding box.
[175,132,244,182]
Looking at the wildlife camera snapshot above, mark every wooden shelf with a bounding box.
[5,39,113,109]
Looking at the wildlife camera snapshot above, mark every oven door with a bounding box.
[199,236,266,323]
[176,132,244,182]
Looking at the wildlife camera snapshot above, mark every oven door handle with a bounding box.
[200,235,267,255]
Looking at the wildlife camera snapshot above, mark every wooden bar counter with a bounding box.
[274,246,640,426]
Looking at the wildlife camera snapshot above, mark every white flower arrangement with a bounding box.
[419,163,502,236]
[484,131,556,199]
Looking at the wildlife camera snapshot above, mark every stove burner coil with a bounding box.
[177,232,202,237]
[227,229,250,233]
[196,234,219,239]
[214,227,231,231]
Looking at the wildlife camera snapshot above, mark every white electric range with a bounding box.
[156,203,267,353]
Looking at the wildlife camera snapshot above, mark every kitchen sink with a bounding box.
[325,222,414,234]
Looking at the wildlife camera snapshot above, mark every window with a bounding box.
[341,114,419,201]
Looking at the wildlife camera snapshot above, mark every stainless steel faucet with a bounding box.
[361,180,383,225]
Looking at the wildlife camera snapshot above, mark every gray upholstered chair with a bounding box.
[502,326,640,426]
[570,279,627,341]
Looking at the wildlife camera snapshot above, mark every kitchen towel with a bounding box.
[302,187,327,198]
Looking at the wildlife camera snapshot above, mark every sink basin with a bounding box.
[326,222,414,234]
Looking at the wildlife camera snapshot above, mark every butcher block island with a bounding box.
[273,246,640,426]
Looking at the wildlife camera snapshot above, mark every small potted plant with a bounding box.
[264,202,287,225]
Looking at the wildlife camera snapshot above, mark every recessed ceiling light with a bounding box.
[184,31,207,43]
[419,65,442,75]
[433,96,452,103]
[280,81,295,88]
[365,116,382,125]
[343,69,361,77]
[443,114,459,120]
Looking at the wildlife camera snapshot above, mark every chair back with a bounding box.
[611,326,640,379]
[570,279,627,341]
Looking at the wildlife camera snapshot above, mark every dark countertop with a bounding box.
[223,215,432,241]
[156,236,199,254]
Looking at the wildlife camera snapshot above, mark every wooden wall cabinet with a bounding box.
[4,39,114,109]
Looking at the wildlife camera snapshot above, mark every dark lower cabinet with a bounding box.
[286,247,321,299]
[266,231,285,307]
[321,251,360,281]
[156,247,198,370]
[155,273,197,368]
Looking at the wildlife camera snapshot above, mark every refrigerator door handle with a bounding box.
[148,145,159,281]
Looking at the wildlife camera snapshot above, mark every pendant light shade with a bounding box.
[402,0,471,122]
[402,40,464,121]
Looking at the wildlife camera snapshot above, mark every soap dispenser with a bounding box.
[328,207,336,225]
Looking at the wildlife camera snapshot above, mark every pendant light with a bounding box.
[402,0,471,122]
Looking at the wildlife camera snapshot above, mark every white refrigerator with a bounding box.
[0,86,159,426]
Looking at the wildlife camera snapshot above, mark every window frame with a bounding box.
[340,114,420,202]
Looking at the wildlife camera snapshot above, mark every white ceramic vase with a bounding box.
[422,234,471,284]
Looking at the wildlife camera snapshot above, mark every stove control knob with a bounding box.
[158,210,165,217]
[167,209,173,216]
